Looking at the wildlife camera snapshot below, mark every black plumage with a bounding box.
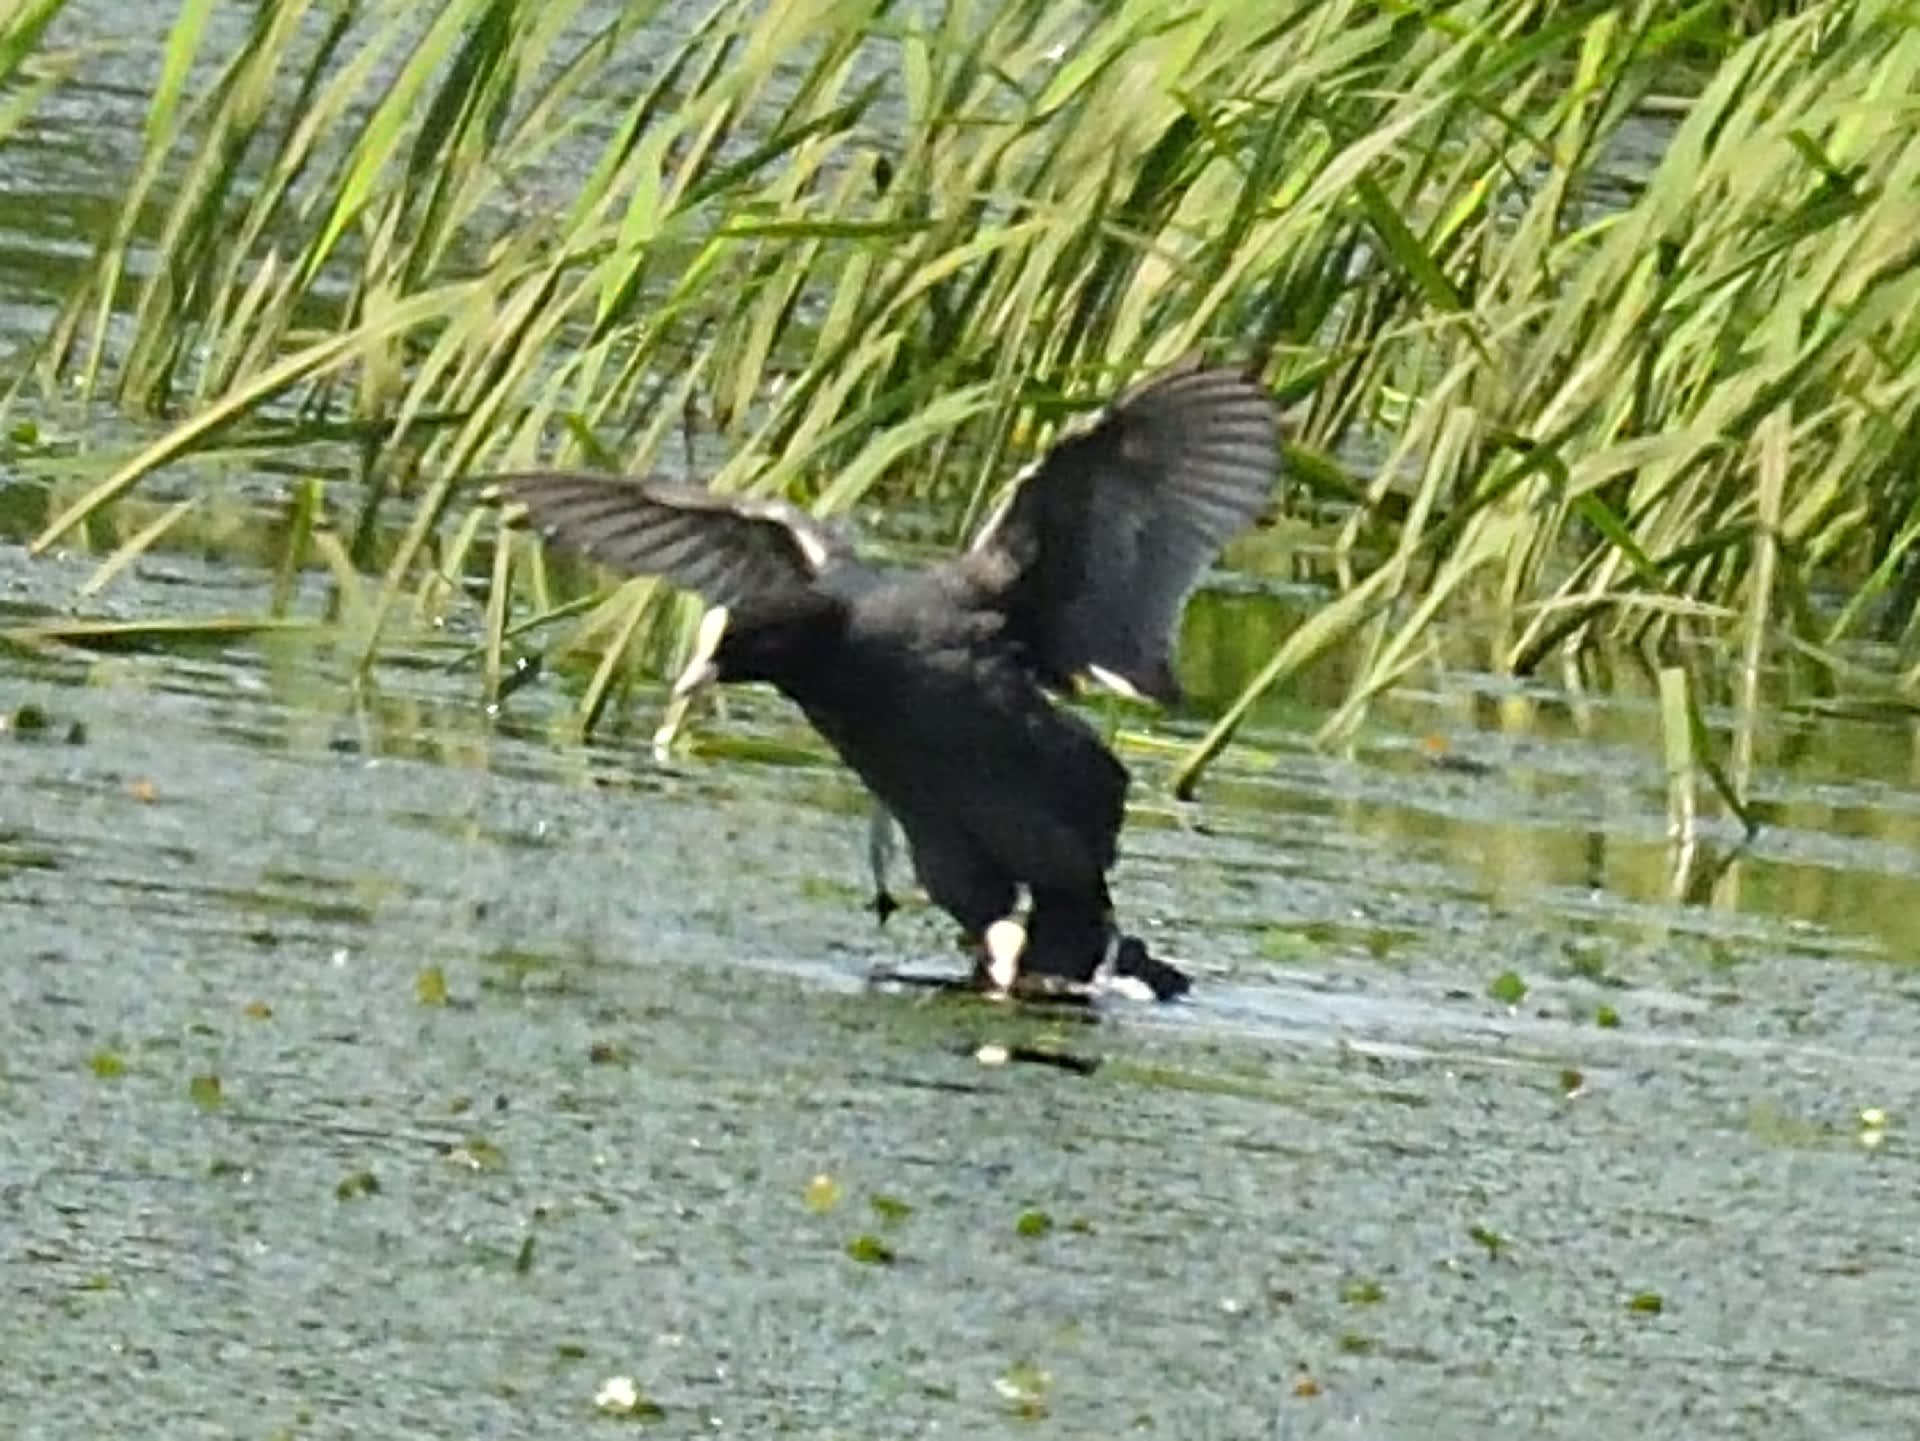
[500,362,1280,998]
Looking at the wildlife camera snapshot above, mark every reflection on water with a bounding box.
[1173,582,1920,964]
[8,469,1920,972]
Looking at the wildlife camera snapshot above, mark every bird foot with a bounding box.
[973,921,1191,1003]
[1098,935,1192,1002]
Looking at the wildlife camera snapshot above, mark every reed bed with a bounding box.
[7,0,1913,792]
[0,1,73,145]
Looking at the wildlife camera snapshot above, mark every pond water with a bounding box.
[6,9,1920,1440]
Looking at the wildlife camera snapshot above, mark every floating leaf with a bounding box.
[869,1194,912,1225]
[1627,1291,1664,1314]
[447,1137,507,1172]
[845,1234,895,1265]
[1257,928,1317,964]
[1487,971,1527,1006]
[1015,1209,1054,1238]
[593,1375,663,1419]
[803,1173,842,1213]
[994,1360,1050,1419]
[415,965,449,1007]
[89,1050,126,1079]
[188,1073,223,1110]
[1594,1005,1621,1029]
[336,1169,380,1201]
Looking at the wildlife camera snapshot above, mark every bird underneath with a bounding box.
[498,361,1280,1000]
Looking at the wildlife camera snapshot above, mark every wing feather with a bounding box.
[498,473,841,614]
[966,364,1280,701]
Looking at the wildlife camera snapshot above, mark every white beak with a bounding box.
[670,604,731,700]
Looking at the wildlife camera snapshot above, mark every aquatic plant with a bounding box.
[10,0,1917,795]
[0,0,72,146]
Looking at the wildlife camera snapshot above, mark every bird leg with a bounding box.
[866,802,902,925]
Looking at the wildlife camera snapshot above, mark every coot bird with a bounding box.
[500,362,1279,998]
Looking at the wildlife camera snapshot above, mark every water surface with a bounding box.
[5,10,1920,1436]
[6,535,1920,1438]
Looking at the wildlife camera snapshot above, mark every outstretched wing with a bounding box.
[499,473,843,613]
[966,363,1279,702]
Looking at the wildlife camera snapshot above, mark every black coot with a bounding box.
[500,362,1279,998]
